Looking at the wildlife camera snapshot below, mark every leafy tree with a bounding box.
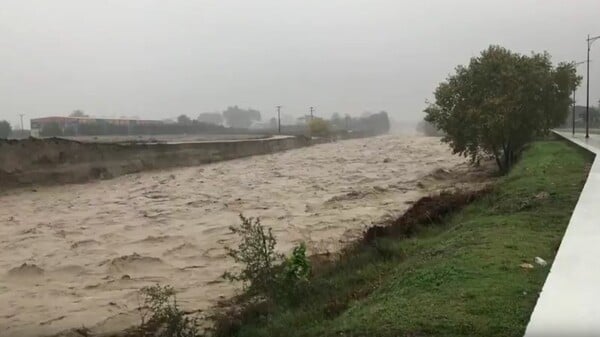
[222,106,261,129]
[40,122,63,137]
[369,111,390,134]
[309,117,331,137]
[197,112,223,125]
[0,120,11,138]
[425,45,580,173]
[69,110,88,117]
[177,114,192,125]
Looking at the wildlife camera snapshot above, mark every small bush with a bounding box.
[282,243,310,282]
[223,215,311,301]
[223,215,283,295]
[137,284,201,337]
[276,242,311,302]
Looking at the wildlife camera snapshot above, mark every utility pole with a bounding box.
[573,88,576,136]
[573,61,586,136]
[19,113,25,131]
[309,107,314,121]
[586,34,600,138]
[276,105,282,134]
[597,99,600,129]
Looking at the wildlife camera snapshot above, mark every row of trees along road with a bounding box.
[425,45,580,173]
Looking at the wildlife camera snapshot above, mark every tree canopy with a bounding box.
[308,117,331,137]
[424,45,580,172]
[222,106,261,129]
[69,110,88,118]
[0,120,12,138]
[177,114,193,125]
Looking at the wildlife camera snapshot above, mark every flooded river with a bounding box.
[0,135,470,336]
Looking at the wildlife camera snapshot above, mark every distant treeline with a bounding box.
[38,109,391,138]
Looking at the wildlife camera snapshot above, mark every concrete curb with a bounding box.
[524,131,600,336]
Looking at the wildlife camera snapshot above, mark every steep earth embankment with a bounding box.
[0,136,315,189]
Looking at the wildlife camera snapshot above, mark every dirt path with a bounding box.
[0,135,475,336]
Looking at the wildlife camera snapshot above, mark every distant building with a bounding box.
[30,116,164,137]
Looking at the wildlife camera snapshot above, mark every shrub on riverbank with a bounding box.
[214,140,591,337]
[222,215,311,302]
[128,284,201,337]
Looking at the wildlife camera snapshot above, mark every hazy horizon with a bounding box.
[2,0,600,129]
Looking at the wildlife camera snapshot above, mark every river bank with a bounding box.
[219,140,590,337]
[0,135,482,337]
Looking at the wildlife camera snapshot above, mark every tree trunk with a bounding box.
[495,155,504,173]
[494,146,515,174]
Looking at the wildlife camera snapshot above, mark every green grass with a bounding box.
[221,140,592,337]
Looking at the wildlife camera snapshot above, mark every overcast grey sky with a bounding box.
[1,0,600,128]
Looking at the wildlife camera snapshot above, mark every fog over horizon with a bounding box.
[1,0,600,128]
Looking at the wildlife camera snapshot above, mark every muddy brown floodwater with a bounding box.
[0,135,478,337]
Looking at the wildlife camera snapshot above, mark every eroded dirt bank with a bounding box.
[0,135,490,337]
[0,136,313,190]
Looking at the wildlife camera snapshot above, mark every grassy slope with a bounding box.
[227,140,592,337]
